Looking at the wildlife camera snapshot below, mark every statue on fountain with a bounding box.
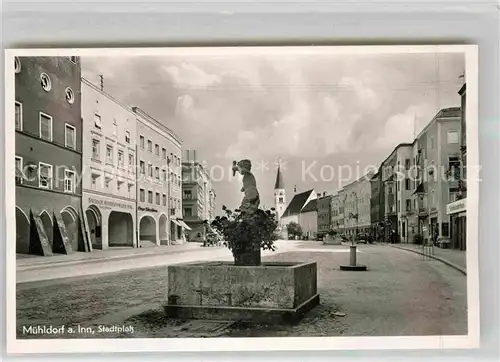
[232,159,260,217]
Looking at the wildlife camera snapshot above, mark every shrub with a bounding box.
[210,205,278,266]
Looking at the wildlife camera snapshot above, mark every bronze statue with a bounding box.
[232,159,260,216]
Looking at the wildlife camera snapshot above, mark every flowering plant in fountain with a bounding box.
[210,205,279,266]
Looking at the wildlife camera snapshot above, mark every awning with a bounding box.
[171,219,181,227]
[177,220,192,231]
[412,182,425,195]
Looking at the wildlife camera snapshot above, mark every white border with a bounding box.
[5,45,480,354]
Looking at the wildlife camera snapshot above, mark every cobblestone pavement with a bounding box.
[16,244,467,339]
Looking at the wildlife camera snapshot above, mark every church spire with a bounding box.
[274,164,285,190]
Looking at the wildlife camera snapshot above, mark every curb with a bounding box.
[390,245,467,275]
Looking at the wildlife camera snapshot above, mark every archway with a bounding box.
[109,211,134,247]
[159,213,168,244]
[85,205,102,249]
[39,210,53,248]
[16,207,30,254]
[61,206,79,252]
[139,215,157,245]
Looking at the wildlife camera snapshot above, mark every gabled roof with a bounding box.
[282,189,315,217]
[301,199,318,213]
[274,166,285,189]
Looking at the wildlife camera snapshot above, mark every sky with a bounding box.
[81,49,465,215]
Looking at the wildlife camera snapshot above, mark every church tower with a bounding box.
[274,164,286,222]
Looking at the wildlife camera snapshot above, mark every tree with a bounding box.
[210,205,278,266]
[287,222,302,239]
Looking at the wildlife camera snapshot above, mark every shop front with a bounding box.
[447,198,467,251]
[83,193,137,250]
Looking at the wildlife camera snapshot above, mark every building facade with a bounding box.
[81,78,137,250]
[15,56,84,256]
[331,192,345,234]
[447,84,467,250]
[342,172,374,236]
[381,148,399,240]
[182,150,213,242]
[299,199,318,240]
[394,143,416,243]
[412,107,462,245]
[134,107,186,246]
[281,189,317,237]
[316,194,332,238]
[369,171,384,239]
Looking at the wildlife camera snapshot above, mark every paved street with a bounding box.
[16,242,467,339]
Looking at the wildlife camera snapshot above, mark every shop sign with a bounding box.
[446,199,467,215]
[138,206,158,213]
[88,197,133,210]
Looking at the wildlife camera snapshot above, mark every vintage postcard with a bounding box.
[5,45,479,353]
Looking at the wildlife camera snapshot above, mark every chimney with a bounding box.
[323,191,326,197]
[317,193,321,198]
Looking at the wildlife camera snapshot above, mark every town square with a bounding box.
[12,47,470,339]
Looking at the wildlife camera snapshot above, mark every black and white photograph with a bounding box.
[5,45,479,353]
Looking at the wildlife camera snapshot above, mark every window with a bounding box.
[155,167,160,180]
[140,160,145,175]
[38,163,53,189]
[448,156,461,180]
[442,222,450,237]
[406,199,411,212]
[148,190,153,203]
[405,158,410,170]
[118,150,124,168]
[162,148,166,159]
[14,57,21,73]
[279,197,284,203]
[447,130,459,144]
[15,156,23,184]
[148,163,153,178]
[139,188,145,202]
[39,112,53,141]
[162,169,167,182]
[65,124,76,149]
[431,190,435,206]
[184,208,192,217]
[128,154,134,171]
[163,194,167,206]
[449,187,460,202]
[125,130,131,144]
[40,73,52,92]
[148,140,152,152]
[15,102,22,131]
[183,190,192,199]
[92,139,100,160]
[140,135,145,149]
[405,178,410,191]
[69,56,77,63]
[64,170,76,193]
[112,119,118,137]
[156,192,160,205]
[94,113,102,129]
[155,144,159,156]
[65,87,75,104]
[106,145,113,165]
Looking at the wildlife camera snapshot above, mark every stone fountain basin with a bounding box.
[164,261,319,324]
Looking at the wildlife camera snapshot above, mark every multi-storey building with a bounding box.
[15,56,84,256]
[369,171,384,239]
[208,189,217,223]
[181,150,213,242]
[81,78,137,250]
[342,172,374,236]
[394,143,416,243]
[380,147,399,240]
[316,193,332,239]
[413,107,462,244]
[134,107,186,246]
[446,85,467,250]
[281,189,317,229]
[333,189,347,234]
